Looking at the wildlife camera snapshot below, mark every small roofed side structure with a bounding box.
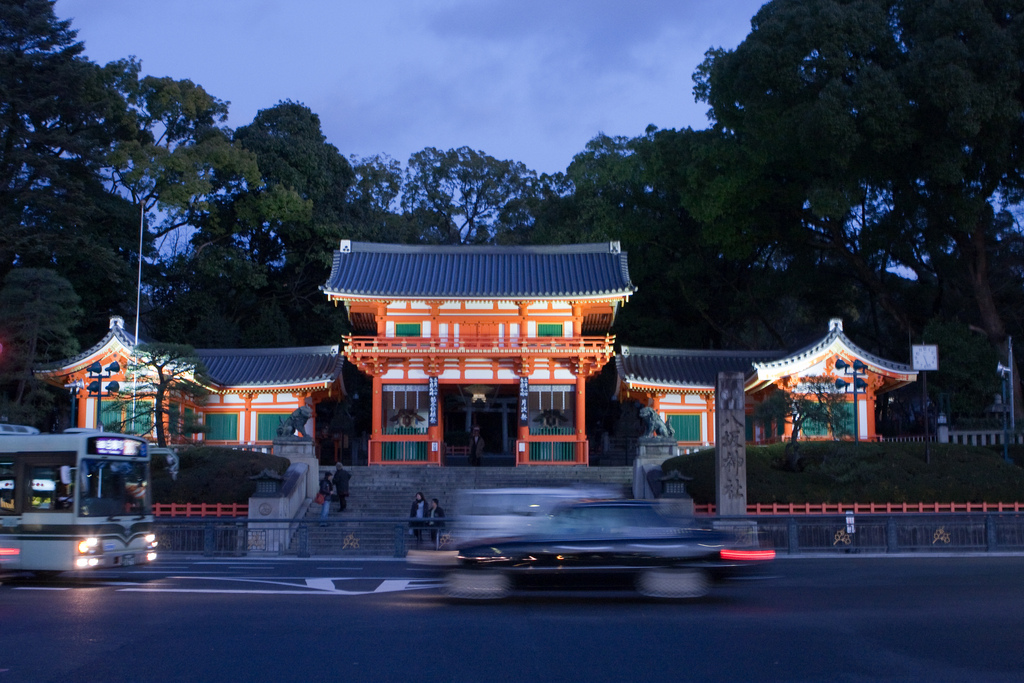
[616,319,917,445]
[197,346,345,447]
[35,317,345,451]
[616,347,784,446]
[745,318,916,442]
[322,240,636,466]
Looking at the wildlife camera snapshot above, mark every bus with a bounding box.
[0,429,157,573]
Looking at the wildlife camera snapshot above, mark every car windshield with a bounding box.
[544,504,677,537]
[78,459,149,517]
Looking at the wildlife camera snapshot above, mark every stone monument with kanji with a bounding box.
[715,372,747,516]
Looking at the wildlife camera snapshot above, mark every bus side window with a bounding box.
[29,466,59,510]
[0,460,15,513]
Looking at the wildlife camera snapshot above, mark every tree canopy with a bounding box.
[3,0,1024,430]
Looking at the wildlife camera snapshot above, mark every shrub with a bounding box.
[151,446,290,504]
[661,442,1024,505]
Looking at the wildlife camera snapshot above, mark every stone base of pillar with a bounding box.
[273,438,318,499]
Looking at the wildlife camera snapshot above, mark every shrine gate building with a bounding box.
[321,240,636,465]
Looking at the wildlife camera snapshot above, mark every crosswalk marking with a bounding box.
[116,577,441,595]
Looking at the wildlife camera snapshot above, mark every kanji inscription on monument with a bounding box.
[715,371,747,516]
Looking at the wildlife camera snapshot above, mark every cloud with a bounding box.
[57,0,764,174]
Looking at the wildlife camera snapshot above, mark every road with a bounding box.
[2,555,1023,682]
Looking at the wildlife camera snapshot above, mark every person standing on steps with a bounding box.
[318,471,333,525]
[468,425,485,467]
[333,462,351,512]
[409,492,427,547]
[428,498,446,548]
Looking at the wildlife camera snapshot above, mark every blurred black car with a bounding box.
[437,499,775,599]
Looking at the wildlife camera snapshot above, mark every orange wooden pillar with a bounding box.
[370,374,383,464]
[575,370,587,464]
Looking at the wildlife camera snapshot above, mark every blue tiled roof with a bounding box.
[617,346,786,389]
[321,241,636,299]
[197,346,343,388]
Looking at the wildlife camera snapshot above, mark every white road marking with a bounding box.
[117,577,441,595]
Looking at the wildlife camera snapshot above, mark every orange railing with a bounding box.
[344,334,614,357]
[153,503,248,518]
[694,501,1024,515]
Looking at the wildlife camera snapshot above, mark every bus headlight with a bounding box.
[144,533,157,547]
[77,537,99,554]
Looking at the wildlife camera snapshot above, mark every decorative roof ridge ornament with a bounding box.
[829,317,843,332]
[334,240,622,255]
[110,315,124,330]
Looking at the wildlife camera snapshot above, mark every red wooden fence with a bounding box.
[694,501,1024,515]
[153,503,248,518]
[153,501,1024,518]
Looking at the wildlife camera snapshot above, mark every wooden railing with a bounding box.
[154,503,248,518]
[344,334,614,357]
[694,501,1024,515]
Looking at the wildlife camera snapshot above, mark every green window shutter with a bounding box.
[167,403,180,436]
[135,401,154,435]
[257,414,286,441]
[668,414,701,441]
[183,407,197,435]
[803,413,830,437]
[100,400,122,431]
[537,323,563,337]
[205,413,238,441]
[395,323,421,337]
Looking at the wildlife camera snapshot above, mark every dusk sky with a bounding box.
[55,1,767,175]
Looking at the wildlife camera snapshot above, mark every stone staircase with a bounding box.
[299,465,634,556]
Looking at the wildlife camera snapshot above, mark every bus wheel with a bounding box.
[32,571,63,580]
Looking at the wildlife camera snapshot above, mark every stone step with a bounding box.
[312,465,633,518]
[299,466,635,555]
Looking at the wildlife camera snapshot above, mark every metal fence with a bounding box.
[154,512,1024,559]
[154,517,450,559]
[744,512,1024,554]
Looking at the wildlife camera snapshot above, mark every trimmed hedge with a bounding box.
[151,446,290,504]
[661,442,1024,505]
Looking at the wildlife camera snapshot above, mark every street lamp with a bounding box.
[835,359,867,442]
[86,361,121,430]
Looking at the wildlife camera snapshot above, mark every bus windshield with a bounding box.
[78,459,150,517]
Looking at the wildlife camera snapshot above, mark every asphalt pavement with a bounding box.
[3,555,1024,682]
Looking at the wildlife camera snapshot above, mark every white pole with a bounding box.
[132,200,144,434]
[1010,335,1015,432]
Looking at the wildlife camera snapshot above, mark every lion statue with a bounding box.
[277,406,313,438]
[638,406,675,439]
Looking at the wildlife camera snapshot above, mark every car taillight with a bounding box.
[720,548,775,561]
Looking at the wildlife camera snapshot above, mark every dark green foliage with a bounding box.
[150,446,289,504]
[402,146,538,245]
[694,0,1024,405]
[923,319,1001,420]
[0,0,138,337]
[0,268,82,426]
[663,442,1024,505]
